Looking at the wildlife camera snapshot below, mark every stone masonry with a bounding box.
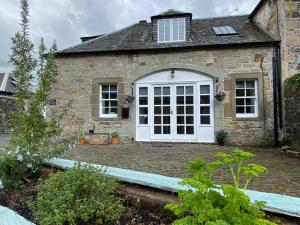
[0,95,15,133]
[252,0,300,149]
[50,46,275,146]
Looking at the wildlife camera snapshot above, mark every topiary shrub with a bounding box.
[290,72,300,87]
[29,163,124,225]
[216,129,229,146]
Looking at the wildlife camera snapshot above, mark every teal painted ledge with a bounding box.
[46,158,300,218]
[0,205,35,225]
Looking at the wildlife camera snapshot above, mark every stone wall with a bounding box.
[50,46,275,146]
[284,81,300,150]
[0,95,16,133]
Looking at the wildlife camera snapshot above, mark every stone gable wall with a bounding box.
[0,95,16,133]
[50,46,275,146]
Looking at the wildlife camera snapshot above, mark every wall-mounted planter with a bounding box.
[214,92,226,101]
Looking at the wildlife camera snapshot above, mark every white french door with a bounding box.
[150,84,197,140]
[135,70,214,143]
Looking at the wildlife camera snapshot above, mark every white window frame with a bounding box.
[199,84,211,125]
[99,84,118,118]
[138,87,149,125]
[235,80,258,118]
[157,17,186,43]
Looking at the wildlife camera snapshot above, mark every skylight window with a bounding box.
[212,26,237,36]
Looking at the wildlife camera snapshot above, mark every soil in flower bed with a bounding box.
[0,166,299,225]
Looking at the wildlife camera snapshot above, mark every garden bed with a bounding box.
[0,166,299,225]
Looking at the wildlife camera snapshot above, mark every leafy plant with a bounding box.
[289,72,300,87]
[216,130,229,146]
[0,0,74,188]
[29,163,124,225]
[111,132,120,139]
[165,149,276,225]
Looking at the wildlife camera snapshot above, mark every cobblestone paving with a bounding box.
[63,143,300,197]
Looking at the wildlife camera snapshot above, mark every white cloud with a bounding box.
[0,0,260,72]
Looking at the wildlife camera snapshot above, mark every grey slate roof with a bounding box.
[57,15,276,55]
[0,73,16,94]
[151,9,192,19]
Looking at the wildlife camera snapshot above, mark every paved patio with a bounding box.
[63,143,300,198]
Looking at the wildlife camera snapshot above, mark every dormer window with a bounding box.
[158,18,185,43]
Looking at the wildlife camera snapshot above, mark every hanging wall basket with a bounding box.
[214,92,226,101]
[125,95,135,103]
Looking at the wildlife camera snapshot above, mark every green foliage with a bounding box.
[215,130,229,146]
[29,163,124,225]
[165,149,277,225]
[0,0,74,188]
[289,72,300,87]
[111,131,120,139]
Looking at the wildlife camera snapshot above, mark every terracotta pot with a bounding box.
[79,138,86,145]
[111,138,119,144]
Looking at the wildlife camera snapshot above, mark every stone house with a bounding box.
[0,73,16,133]
[51,0,299,146]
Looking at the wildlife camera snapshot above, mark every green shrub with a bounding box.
[165,149,277,225]
[30,163,124,225]
[289,72,300,87]
[111,132,119,139]
[216,130,229,146]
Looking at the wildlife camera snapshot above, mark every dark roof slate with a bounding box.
[57,15,276,55]
[151,9,192,19]
[0,73,16,94]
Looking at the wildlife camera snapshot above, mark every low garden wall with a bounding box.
[0,95,15,133]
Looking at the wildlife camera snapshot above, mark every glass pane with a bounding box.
[139,87,148,95]
[179,18,185,26]
[246,81,255,88]
[102,107,109,114]
[177,126,185,134]
[154,116,161,124]
[200,96,210,104]
[158,34,164,42]
[163,116,170,124]
[177,116,184,124]
[200,116,210,124]
[104,101,109,107]
[102,85,109,91]
[236,106,245,113]
[186,96,193,104]
[200,106,210,114]
[246,89,255,96]
[102,93,109,99]
[154,106,161,115]
[236,98,244,106]
[177,106,184,114]
[176,86,184,95]
[236,89,245,97]
[186,86,193,94]
[173,27,178,41]
[179,32,185,40]
[186,126,194,134]
[139,116,148,124]
[200,85,210,94]
[186,106,194,114]
[110,92,117,99]
[111,101,117,107]
[154,126,161,134]
[177,96,184,104]
[139,107,148,115]
[154,97,161,105]
[236,81,244,88]
[163,96,170,105]
[186,116,194,124]
[163,106,170,114]
[163,87,170,95]
[163,126,171,134]
[111,108,118,114]
[139,97,148,105]
[246,106,255,113]
[246,98,255,105]
[154,87,161,95]
[110,85,117,91]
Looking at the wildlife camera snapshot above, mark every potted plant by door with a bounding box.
[79,134,86,145]
[111,132,120,144]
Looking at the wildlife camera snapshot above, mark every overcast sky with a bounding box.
[0,0,260,72]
